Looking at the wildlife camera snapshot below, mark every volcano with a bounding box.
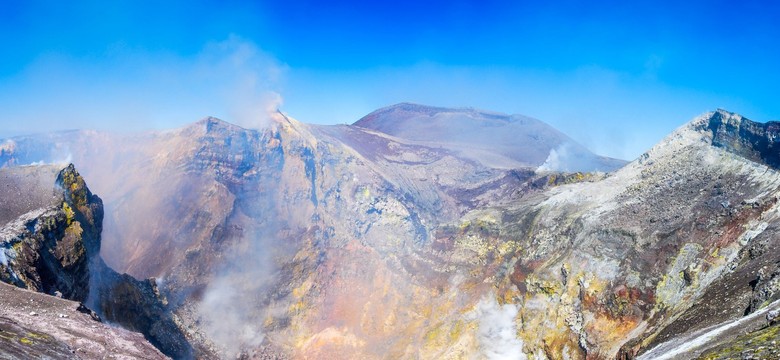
[2,106,780,359]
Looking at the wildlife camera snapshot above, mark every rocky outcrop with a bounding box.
[0,164,101,301]
[697,109,780,169]
[89,259,196,359]
[0,164,194,359]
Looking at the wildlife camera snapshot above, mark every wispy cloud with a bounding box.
[0,35,285,134]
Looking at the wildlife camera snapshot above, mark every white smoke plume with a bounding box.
[0,36,286,135]
[472,294,526,360]
[194,196,295,357]
[537,143,583,173]
[198,272,269,357]
[196,35,286,129]
[536,142,606,173]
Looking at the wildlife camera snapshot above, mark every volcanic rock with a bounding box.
[0,164,197,359]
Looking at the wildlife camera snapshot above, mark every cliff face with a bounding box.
[0,164,194,359]
[88,259,196,359]
[698,110,780,169]
[0,164,102,301]
[0,112,581,357]
[1,108,779,359]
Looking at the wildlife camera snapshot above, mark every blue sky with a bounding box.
[1,1,778,159]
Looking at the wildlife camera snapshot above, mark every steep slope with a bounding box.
[432,109,780,358]
[354,103,626,171]
[295,109,780,358]
[625,111,780,358]
[0,281,167,359]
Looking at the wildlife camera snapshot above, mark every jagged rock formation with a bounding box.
[0,164,194,359]
[88,260,197,359]
[701,110,780,169]
[1,106,779,359]
[0,164,102,301]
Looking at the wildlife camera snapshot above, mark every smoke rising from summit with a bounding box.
[0,36,285,135]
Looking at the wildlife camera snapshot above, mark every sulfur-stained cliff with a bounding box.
[0,164,101,300]
[0,164,196,359]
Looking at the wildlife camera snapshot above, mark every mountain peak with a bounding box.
[350,103,626,171]
[354,103,513,128]
[188,113,300,135]
[192,116,244,132]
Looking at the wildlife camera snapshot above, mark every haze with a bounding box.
[1,1,779,160]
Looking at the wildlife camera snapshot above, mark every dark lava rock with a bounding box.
[699,109,780,170]
[1,164,195,359]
